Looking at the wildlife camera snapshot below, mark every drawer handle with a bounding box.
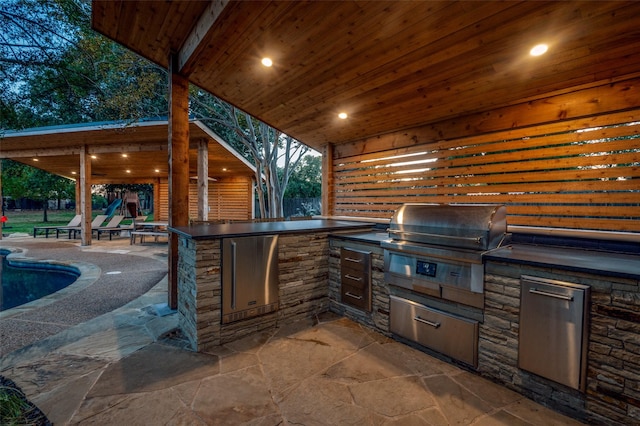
[345,292,363,300]
[345,257,362,263]
[345,274,363,282]
[529,288,574,301]
[413,316,441,328]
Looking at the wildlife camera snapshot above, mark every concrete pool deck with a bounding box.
[0,235,584,425]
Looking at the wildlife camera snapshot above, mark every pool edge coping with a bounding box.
[0,247,102,320]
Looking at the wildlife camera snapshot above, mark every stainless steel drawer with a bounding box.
[341,247,371,274]
[518,275,590,392]
[341,283,368,310]
[390,296,478,367]
[340,247,372,311]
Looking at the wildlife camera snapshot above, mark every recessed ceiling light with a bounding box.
[338,112,348,119]
[261,57,273,67]
[222,168,228,172]
[32,158,39,162]
[122,153,128,158]
[91,155,97,159]
[530,44,548,56]
[155,169,160,173]
[126,169,131,173]
[71,171,76,175]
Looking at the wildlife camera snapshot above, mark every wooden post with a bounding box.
[321,143,334,216]
[168,54,190,310]
[79,147,92,246]
[197,138,209,221]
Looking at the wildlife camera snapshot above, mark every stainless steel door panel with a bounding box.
[518,275,590,391]
[222,235,279,324]
[390,296,479,367]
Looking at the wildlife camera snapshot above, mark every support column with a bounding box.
[197,138,209,221]
[321,143,334,216]
[80,148,92,246]
[168,54,190,309]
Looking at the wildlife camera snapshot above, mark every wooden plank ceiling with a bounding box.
[91,0,640,152]
[0,121,255,183]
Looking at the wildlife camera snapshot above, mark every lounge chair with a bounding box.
[94,215,125,240]
[34,214,81,238]
[56,214,108,239]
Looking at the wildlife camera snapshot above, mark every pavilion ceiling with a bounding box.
[0,121,255,183]
[91,1,640,151]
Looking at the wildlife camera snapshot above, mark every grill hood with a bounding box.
[388,204,507,251]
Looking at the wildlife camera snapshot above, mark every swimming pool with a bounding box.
[1,249,80,311]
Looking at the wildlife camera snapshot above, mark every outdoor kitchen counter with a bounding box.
[170,219,375,239]
[485,244,640,280]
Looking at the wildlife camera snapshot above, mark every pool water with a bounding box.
[1,253,80,311]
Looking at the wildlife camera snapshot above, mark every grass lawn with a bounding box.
[0,210,148,236]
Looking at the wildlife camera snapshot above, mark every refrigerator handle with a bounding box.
[231,240,237,309]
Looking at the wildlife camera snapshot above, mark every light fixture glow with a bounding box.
[122,153,128,158]
[32,158,39,162]
[155,169,160,173]
[530,44,548,56]
[261,57,273,67]
[91,155,97,159]
[338,112,348,119]
[71,171,76,175]
[126,169,131,173]
[222,168,228,172]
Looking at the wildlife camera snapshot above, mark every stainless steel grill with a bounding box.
[384,203,508,367]
[383,203,507,305]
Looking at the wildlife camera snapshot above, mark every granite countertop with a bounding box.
[170,219,374,240]
[485,244,640,280]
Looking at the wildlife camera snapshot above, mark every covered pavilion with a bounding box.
[0,119,256,240]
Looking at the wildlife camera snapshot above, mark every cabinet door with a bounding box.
[518,275,590,391]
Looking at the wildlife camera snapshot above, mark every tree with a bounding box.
[191,91,310,218]
[0,0,168,128]
[1,159,75,221]
[284,155,321,198]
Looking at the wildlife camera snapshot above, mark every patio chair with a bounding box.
[56,214,108,239]
[94,215,125,240]
[33,214,81,238]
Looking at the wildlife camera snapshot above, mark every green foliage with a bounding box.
[284,155,321,198]
[1,159,75,205]
[0,0,167,129]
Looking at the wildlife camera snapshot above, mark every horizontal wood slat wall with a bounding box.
[157,178,169,222]
[187,177,253,221]
[332,115,640,233]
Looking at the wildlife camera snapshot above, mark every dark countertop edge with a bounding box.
[484,244,640,281]
[329,230,391,245]
[169,219,375,240]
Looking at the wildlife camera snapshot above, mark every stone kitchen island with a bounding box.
[169,219,374,351]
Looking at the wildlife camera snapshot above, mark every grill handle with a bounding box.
[413,316,441,328]
[345,292,363,300]
[388,229,484,245]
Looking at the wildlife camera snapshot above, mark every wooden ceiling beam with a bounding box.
[179,0,230,75]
